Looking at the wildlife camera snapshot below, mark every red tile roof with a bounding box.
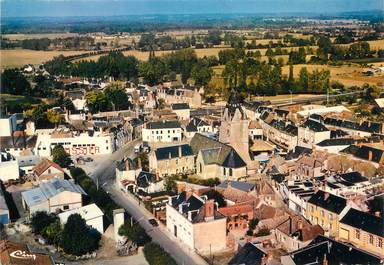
[32,158,64,177]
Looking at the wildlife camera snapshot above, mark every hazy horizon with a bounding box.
[1,0,383,18]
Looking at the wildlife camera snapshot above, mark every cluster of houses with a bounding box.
[1,75,384,265]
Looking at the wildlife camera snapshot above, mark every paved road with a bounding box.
[81,140,208,265]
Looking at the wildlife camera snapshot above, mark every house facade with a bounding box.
[305,190,348,237]
[142,120,182,143]
[166,192,227,254]
[339,208,384,257]
[149,144,195,177]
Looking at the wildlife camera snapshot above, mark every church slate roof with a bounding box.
[190,133,246,168]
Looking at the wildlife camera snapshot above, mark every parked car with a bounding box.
[148,218,159,227]
[84,157,94,162]
[134,144,141,153]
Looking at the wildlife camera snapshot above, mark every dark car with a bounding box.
[148,218,158,227]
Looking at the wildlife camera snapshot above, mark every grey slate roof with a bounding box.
[324,117,382,134]
[228,242,267,265]
[146,120,181,130]
[172,103,190,110]
[186,118,209,132]
[341,144,384,163]
[155,144,193,160]
[307,190,347,214]
[137,171,158,188]
[288,235,383,265]
[301,119,329,132]
[217,180,255,192]
[340,208,383,237]
[191,134,246,168]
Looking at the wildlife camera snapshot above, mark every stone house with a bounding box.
[273,214,324,252]
[339,208,384,257]
[171,103,190,120]
[305,190,349,237]
[149,144,195,177]
[297,119,330,149]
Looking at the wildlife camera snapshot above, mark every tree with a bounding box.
[60,214,101,256]
[164,175,177,192]
[191,64,213,86]
[202,190,226,207]
[31,211,58,235]
[118,221,151,246]
[298,67,309,92]
[85,90,109,113]
[62,97,75,111]
[52,145,72,168]
[43,220,63,248]
[104,83,130,111]
[46,109,62,126]
[1,69,32,95]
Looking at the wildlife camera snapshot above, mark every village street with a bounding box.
[80,140,208,265]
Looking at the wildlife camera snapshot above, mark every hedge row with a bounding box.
[69,167,118,221]
[143,242,177,265]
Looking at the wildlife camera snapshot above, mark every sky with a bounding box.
[1,0,383,17]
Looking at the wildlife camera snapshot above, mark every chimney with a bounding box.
[186,189,193,200]
[125,158,129,170]
[178,145,182,158]
[375,211,381,217]
[368,150,373,161]
[322,254,328,265]
[169,152,172,160]
[204,199,215,222]
[137,157,142,169]
[324,192,330,201]
[298,219,303,230]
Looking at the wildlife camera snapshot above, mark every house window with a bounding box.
[320,210,324,217]
[355,230,360,239]
[229,168,233,177]
[378,238,383,248]
[328,213,333,220]
[369,235,374,245]
[63,205,69,210]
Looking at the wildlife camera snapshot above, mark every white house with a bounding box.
[34,129,114,157]
[279,180,316,217]
[142,120,182,143]
[58,203,104,234]
[184,118,212,139]
[171,103,190,120]
[166,192,227,254]
[297,119,330,149]
[0,114,17,137]
[0,157,19,182]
